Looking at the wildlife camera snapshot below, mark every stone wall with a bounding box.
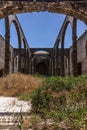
[77,31,87,75]
[69,30,87,75]
[1,30,87,76]
[0,35,13,73]
[0,35,5,70]
[9,45,14,73]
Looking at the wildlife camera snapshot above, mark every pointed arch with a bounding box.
[4,15,31,74]
[53,16,77,76]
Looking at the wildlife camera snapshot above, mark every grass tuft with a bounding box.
[0,73,42,97]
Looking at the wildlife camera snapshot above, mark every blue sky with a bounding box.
[0,12,86,48]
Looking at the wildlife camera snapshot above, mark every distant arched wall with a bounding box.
[31,52,51,76]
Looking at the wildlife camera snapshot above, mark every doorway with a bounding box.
[36,62,48,76]
[77,62,82,75]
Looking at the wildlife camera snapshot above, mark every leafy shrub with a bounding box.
[30,75,87,129]
[30,87,52,115]
[34,72,41,77]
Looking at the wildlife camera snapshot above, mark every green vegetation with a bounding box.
[0,74,87,129]
[30,76,87,129]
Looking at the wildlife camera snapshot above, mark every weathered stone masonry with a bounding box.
[1,29,87,76]
[0,13,87,76]
[0,1,87,76]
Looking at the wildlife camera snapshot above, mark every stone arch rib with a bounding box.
[0,1,87,23]
[4,15,31,74]
[53,16,77,76]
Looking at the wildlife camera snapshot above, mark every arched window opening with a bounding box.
[32,50,50,76]
[64,23,72,49]
[0,19,5,72]
[58,43,61,49]
[10,22,18,48]
[77,20,87,39]
[0,18,5,38]
[19,41,26,73]
[36,62,48,76]
[21,42,25,49]
[33,50,49,55]
[10,22,19,73]
[63,23,72,76]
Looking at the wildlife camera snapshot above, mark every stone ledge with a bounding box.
[0,96,31,126]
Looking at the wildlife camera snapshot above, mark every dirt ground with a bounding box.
[0,125,19,130]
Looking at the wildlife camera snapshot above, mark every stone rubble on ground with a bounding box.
[0,96,32,127]
[0,96,31,113]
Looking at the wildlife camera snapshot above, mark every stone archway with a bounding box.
[1,1,87,76]
[31,51,51,76]
[36,62,48,76]
[53,16,78,76]
[4,16,21,74]
[0,1,87,23]
[4,15,31,74]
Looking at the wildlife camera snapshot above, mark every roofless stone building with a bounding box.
[0,1,87,76]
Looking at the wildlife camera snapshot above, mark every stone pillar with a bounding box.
[51,49,54,76]
[24,48,27,73]
[18,39,21,73]
[12,57,14,73]
[57,48,61,76]
[23,40,27,74]
[29,56,31,74]
[72,18,77,77]
[4,17,10,75]
[61,41,65,76]
[32,60,34,75]
[49,57,52,76]
[26,51,30,74]
[52,49,55,76]
[49,52,52,76]
[68,51,70,76]
[25,51,28,74]
[55,47,58,76]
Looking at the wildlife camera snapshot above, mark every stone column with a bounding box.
[24,48,27,73]
[32,60,34,75]
[26,51,30,74]
[23,40,27,74]
[57,48,60,76]
[50,49,54,76]
[12,57,14,73]
[55,47,58,76]
[49,56,52,76]
[4,17,10,75]
[61,41,65,76]
[49,52,52,76]
[52,49,55,76]
[18,39,21,73]
[25,51,28,73]
[68,51,70,76]
[29,56,31,74]
[72,18,77,76]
